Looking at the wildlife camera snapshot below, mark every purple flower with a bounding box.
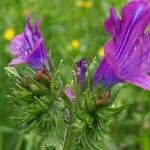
[75,59,88,87]
[93,0,150,90]
[64,85,75,103]
[9,15,49,71]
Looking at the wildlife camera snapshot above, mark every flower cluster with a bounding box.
[9,15,49,72]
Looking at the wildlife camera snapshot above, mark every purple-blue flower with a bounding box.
[75,59,88,87]
[9,15,49,71]
[93,0,150,90]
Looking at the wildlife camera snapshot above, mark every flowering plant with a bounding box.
[5,0,150,149]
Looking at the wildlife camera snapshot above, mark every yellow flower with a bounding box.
[75,1,93,9]
[3,28,15,41]
[23,9,30,16]
[98,47,105,58]
[71,39,79,49]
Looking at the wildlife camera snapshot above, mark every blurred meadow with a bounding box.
[0,0,150,150]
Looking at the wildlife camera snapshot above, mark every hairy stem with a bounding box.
[63,106,75,150]
[63,124,75,150]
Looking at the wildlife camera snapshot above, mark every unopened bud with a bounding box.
[96,92,110,107]
[64,85,75,103]
[35,69,51,81]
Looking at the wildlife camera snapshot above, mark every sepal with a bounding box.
[5,64,66,149]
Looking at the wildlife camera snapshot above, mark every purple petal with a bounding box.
[93,0,150,90]
[27,40,49,71]
[126,75,150,90]
[93,59,121,88]
[104,1,150,74]
[93,59,108,85]
[104,39,118,71]
[129,0,148,2]
[139,34,150,72]
[24,15,35,49]
[9,57,26,66]
[116,0,150,64]
[104,7,120,37]
[33,19,42,40]
[9,33,30,56]
[119,35,150,78]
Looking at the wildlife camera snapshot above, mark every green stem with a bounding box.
[63,124,75,150]
[63,105,76,150]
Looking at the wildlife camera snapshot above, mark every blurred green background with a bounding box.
[0,0,149,149]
